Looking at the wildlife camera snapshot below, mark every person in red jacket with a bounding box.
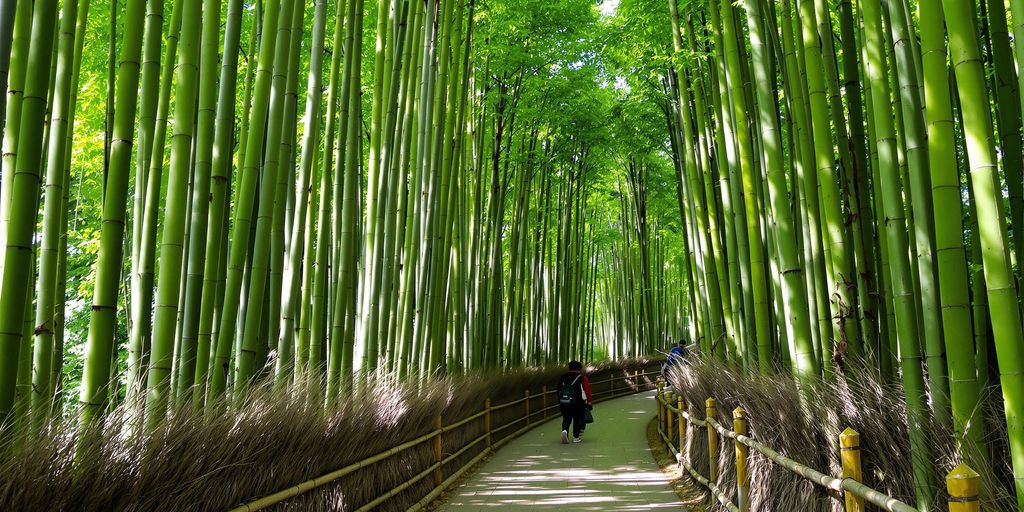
[557,361,593,444]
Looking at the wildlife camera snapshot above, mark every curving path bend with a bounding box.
[441,390,685,511]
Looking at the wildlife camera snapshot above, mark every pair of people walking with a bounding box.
[556,361,593,444]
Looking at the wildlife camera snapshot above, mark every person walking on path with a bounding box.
[662,338,689,379]
[557,361,593,444]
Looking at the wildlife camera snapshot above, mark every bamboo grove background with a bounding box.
[0,0,689,437]
[2,0,1024,509]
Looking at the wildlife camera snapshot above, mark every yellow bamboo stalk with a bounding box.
[707,397,718,481]
[734,407,749,511]
[677,396,685,455]
[946,464,980,512]
[841,428,864,512]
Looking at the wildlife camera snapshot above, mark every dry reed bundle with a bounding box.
[0,358,656,512]
[666,357,1017,511]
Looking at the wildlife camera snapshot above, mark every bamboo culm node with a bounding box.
[946,464,980,512]
[707,397,718,481]
[734,407,749,512]
[840,427,864,512]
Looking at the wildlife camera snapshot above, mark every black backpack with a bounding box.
[558,374,582,405]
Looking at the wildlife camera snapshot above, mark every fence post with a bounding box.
[840,428,864,512]
[946,464,980,512]
[433,415,443,486]
[657,380,665,435]
[734,407,749,512]
[525,390,531,425]
[707,397,718,482]
[610,374,616,397]
[666,392,674,444]
[485,398,492,449]
[541,386,547,419]
[677,395,686,457]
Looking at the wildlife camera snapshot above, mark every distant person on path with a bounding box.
[557,361,593,444]
[662,338,689,379]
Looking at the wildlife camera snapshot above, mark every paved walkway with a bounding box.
[441,390,684,511]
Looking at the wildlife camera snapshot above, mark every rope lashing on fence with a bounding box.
[655,379,983,512]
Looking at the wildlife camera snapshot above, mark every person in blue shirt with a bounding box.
[662,339,689,378]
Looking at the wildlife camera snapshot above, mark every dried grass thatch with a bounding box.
[665,356,1018,511]
[0,358,658,511]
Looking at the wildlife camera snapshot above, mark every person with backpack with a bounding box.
[662,338,689,379]
[557,361,593,444]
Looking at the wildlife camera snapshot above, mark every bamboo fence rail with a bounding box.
[655,379,983,512]
[228,366,662,511]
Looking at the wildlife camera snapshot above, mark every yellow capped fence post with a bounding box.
[677,395,685,456]
[485,398,492,449]
[840,428,864,512]
[707,397,718,481]
[946,464,980,512]
[734,407,749,511]
[541,386,547,419]
[657,380,665,435]
[525,390,531,425]
[433,415,443,486]
[666,392,674,444]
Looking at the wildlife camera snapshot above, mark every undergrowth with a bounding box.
[0,358,658,511]
[666,356,1017,511]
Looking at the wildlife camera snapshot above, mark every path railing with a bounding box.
[228,366,662,512]
[654,379,982,512]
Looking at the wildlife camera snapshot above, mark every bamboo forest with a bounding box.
[1,0,1024,509]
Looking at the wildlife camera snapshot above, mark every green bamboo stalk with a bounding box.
[176,0,222,402]
[30,0,84,426]
[129,0,165,388]
[719,0,770,371]
[328,0,366,400]
[0,0,58,425]
[128,0,185,407]
[918,0,985,464]
[744,0,817,381]
[212,0,282,395]
[0,0,32,290]
[193,0,244,406]
[277,0,329,386]
[862,0,936,506]
[144,0,202,428]
[885,0,949,423]
[943,0,1024,505]
[236,0,299,388]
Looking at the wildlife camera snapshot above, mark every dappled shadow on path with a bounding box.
[442,391,683,511]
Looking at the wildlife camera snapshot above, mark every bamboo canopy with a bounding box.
[0,0,1021,508]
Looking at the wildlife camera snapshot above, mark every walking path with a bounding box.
[441,390,685,511]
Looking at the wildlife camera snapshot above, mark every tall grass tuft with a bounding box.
[666,356,1017,511]
[0,359,656,511]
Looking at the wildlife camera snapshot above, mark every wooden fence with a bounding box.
[228,366,663,511]
[655,379,982,512]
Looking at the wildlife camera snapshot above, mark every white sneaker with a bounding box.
[573,437,582,443]
[561,430,569,444]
